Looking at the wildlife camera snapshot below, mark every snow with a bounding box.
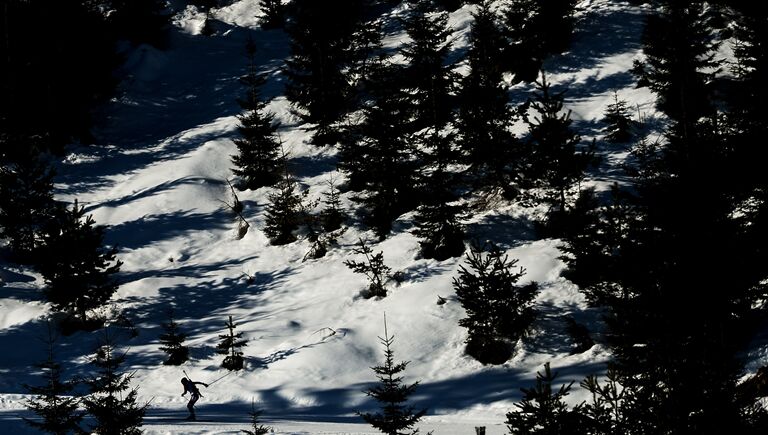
[1,0,658,433]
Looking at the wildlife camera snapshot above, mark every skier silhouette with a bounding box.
[181,376,208,420]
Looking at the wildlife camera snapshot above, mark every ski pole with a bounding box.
[207,371,232,386]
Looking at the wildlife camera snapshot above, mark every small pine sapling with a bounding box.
[603,92,634,143]
[23,323,85,434]
[505,363,583,434]
[84,329,146,435]
[302,190,347,261]
[159,309,189,366]
[301,197,328,261]
[344,238,392,299]
[453,243,538,364]
[358,315,427,435]
[320,177,345,232]
[263,164,303,246]
[241,400,272,435]
[217,315,247,371]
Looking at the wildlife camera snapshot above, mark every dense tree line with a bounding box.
[518,0,768,433]
[0,1,170,163]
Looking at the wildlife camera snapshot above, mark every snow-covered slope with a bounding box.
[0,1,655,433]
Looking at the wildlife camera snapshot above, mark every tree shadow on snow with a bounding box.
[104,207,234,251]
[57,22,290,197]
[549,2,646,75]
[466,213,537,249]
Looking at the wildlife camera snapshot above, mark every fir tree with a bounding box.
[412,168,465,260]
[602,92,634,143]
[84,329,146,435]
[358,316,427,435]
[284,0,362,145]
[0,147,55,262]
[344,238,391,299]
[400,1,464,258]
[158,309,189,366]
[536,0,578,55]
[457,1,519,191]
[523,74,594,219]
[259,0,285,30]
[501,0,545,83]
[631,1,719,131]
[37,201,122,326]
[241,400,272,435]
[339,79,419,238]
[454,243,538,364]
[23,324,85,435]
[263,166,303,245]
[335,14,413,237]
[501,0,578,83]
[217,315,247,371]
[231,37,282,190]
[346,12,386,96]
[505,363,584,435]
[401,0,456,133]
[320,177,345,232]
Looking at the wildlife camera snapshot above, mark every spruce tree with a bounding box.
[231,37,282,190]
[339,79,418,238]
[536,0,578,55]
[501,0,578,83]
[0,147,55,262]
[523,74,594,219]
[412,168,465,260]
[263,166,303,245]
[558,5,766,426]
[217,315,247,371]
[259,0,285,30]
[602,92,634,143]
[84,330,146,435]
[501,0,544,83]
[401,0,455,134]
[346,12,386,96]
[37,201,122,326]
[358,317,426,435]
[23,324,85,435]
[505,363,584,435]
[399,0,463,249]
[284,0,362,145]
[320,177,345,232]
[159,309,189,366]
[631,1,719,131]
[454,243,538,364]
[457,1,519,190]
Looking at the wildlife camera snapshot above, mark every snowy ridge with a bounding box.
[1,0,652,433]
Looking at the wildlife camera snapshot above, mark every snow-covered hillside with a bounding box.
[1,1,658,433]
